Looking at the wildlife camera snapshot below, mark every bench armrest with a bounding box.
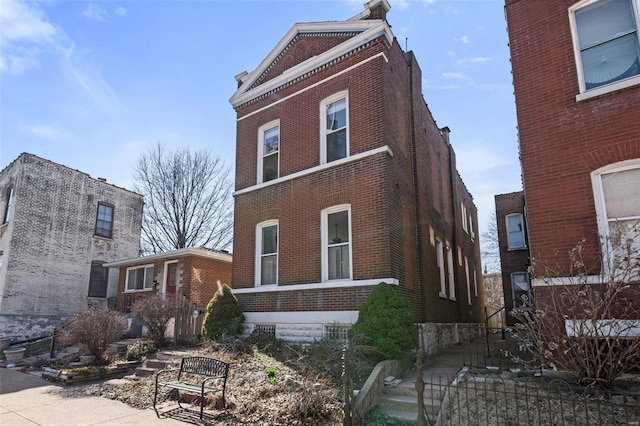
[155,368,179,383]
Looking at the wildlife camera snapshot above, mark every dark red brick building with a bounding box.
[505,0,640,331]
[229,0,483,342]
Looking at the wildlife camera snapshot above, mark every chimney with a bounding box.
[440,126,451,145]
[364,0,391,21]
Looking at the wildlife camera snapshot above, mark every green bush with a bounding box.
[126,340,156,361]
[202,282,244,340]
[349,282,418,361]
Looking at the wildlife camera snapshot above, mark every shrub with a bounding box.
[131,294,176,348]
[126,340,156,361]
[202,281,244,340]
[349,282,418,361]
[65,309,127,363]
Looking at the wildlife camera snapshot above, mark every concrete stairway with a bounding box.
[378,380,448,424]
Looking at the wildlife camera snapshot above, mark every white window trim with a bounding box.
[569,0,640,101]
[320,91,349,164]
[436,238,446,298]
[162,259,179,295]
[321,204,353,282]
[257,120,280,184]
[255,219,279,287]
[506,213,526,250]
[446,242,456,301]
[511,271,530,309]
[591,158,640,277]
[124,264,155,292]
[464,256,471,306]
[461,203,468,233]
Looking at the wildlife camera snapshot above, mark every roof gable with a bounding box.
[229,19,393,108]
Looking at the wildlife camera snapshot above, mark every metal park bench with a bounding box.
[153,356,230,420]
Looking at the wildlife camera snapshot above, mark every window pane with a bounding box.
[328,245,350,280]
[326,98,346,130]
[328,210,349,244]
[581,34,640,89]
[507,215,525,248]
[512,273,530,308]
[263,153,278,182]
[169,265,178,287]
[261,254,277,285]
[602,167,640,219]
[135,269,144,290]
[144,266,154,289]
[262,225,277,254]
[327,129,347,162]
[264,126,279,154]
[127,269,136,290]
[576,0,636,48]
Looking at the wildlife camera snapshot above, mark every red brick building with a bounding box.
[229,0,483,342]
[495,191,529,326]
[105,248,232,313]
[505,0,640,331]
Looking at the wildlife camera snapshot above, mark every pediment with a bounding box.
[230,19,393,108]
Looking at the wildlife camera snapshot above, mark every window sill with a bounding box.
[507,246,527,251]
[576,75,640,102]
[94,234,113,241]
[124,289,153,293]
[439,291,447,299]
[449,296,457,302]
[234,277,399,294]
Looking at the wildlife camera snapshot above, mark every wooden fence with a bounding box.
[174,289,204,345]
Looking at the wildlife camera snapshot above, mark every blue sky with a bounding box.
[0,0,521,238]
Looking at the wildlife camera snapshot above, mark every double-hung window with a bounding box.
[592,160,640,281]
[321,92,349,164]
[322,205,352,281]
[511,272,531,309]
[3,186,13,224]
[506,214,526,249]
[95,203,114,238]
[436,238,447,298]
[570,0,640,97]
[256,220,278,286]
[447,242,456,300]
[258,121,280,183]
[126,265,154,291]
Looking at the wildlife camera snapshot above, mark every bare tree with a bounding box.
[134,144,233,254]
[481,210,501,273]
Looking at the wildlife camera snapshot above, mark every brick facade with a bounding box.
[229,0,483,341]
[505,0,640,327]
[106,248,232,313]
[0,153,143,339]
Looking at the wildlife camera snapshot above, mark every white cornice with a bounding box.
[229,20,393,108]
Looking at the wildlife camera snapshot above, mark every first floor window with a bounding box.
[593,160,640,280]
[436,238,446,297]
[322,205,352,281]
[571,0,640,92]
[511,272,531,309]
[95,203,114,238]
[256,220,278,285]
[88,260,109,298]
[126,265,154,291]
[324,324,350,342]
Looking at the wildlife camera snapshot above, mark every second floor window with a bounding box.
[571,0,640,93]
[321,92,349,163]
[95,203,114,238]
[506,213,526,249]
[258,121,279,183]
[3,186,13,224]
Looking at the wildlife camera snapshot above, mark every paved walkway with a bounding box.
[0,368,186,426]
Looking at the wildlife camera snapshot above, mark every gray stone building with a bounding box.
[0,153,143,339]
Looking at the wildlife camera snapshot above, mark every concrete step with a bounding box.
[378,393,441,413]
[144,359,169,369]
[134,366,157,377]
[385,383,448,400]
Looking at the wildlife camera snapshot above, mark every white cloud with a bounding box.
[82,4,109,22]
[26,124,71,141]
[115,6,127,17]
[0,0,58,73]
[442,71,469,80]
[455,35,470,44]
[472,56,491,63]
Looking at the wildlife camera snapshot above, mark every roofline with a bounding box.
[229,20,393,108]
[104,247,232,268]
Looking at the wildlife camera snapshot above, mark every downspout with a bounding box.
[407,52,426,323]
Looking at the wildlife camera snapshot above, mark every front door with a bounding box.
[166,262,178,295]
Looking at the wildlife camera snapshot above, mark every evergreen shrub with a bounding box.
[202,282,244,340]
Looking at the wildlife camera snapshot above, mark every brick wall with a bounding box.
[506,0,640,273]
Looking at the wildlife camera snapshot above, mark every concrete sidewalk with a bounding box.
[0,368,188,425]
